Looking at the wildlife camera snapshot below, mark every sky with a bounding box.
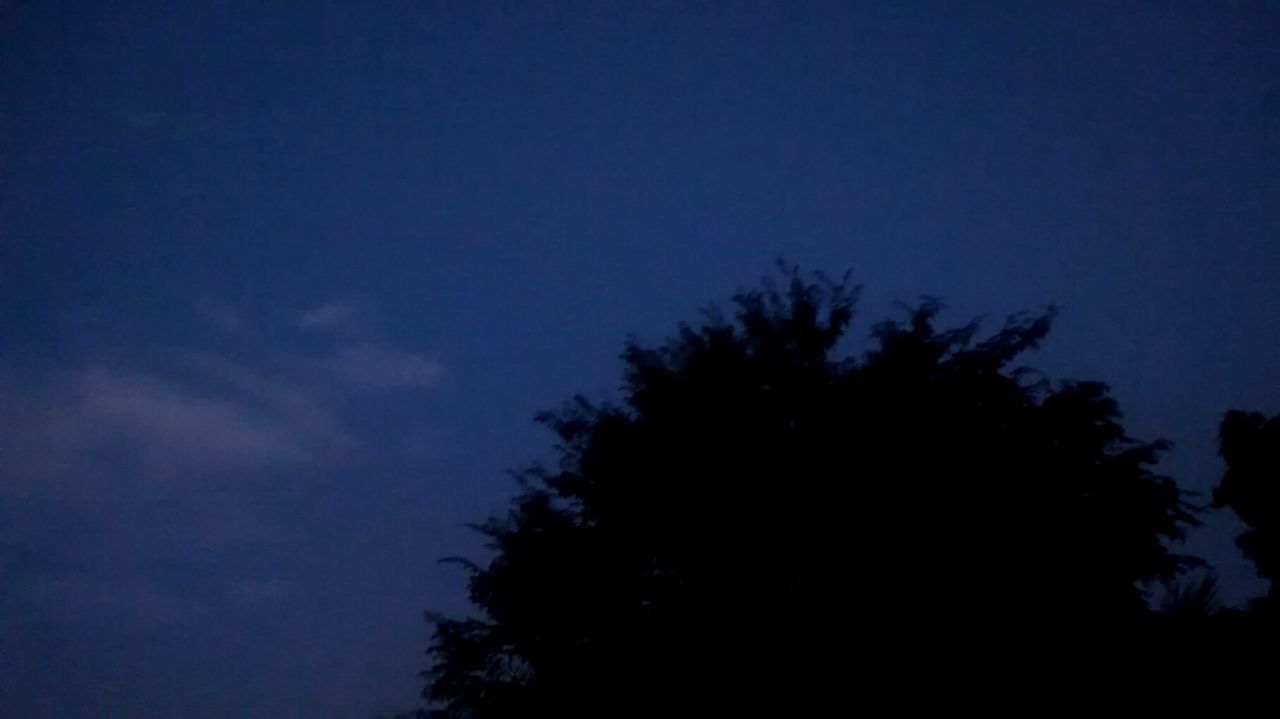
[2,1,1278,715]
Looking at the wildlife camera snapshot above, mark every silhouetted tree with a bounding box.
[1160,568,1220,621]
[1216,410,1280,612]
[423,266,1199,717]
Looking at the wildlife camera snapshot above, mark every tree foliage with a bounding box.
[423,267,1199,716]
[1216,410,1280,611]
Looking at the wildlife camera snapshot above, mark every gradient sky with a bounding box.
[3,1,1278,715]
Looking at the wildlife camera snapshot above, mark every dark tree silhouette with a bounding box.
[1216,410,1280,611]
[422,267,1199,717]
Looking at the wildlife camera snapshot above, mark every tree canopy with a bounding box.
[422,267,1201,717]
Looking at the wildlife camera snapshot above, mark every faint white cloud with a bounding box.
[80,368,318,465]
[169,351,351,451]
[292,296,441,391]
[0,366,350,505]
[0,296,449,652]
[0,294,444,625]
[1,296,441,505]
[297,298,378,337]
[324,344,443,391]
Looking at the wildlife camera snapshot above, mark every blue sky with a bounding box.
[3,1,1279,715]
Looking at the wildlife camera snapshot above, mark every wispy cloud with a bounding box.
[2,297,441,505]
[80,368,321,465]
[0,364,348,503]
[324,344,443,390]
[1,296,444,643]
[292,297,442,390]
[296,298,378,337]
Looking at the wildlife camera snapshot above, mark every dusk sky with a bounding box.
[3,1,1278,715]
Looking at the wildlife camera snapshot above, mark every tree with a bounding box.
[1215,410,1280,611]
[423,266,1198,717]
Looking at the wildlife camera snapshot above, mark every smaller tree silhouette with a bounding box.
[1215,410,1280,611]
